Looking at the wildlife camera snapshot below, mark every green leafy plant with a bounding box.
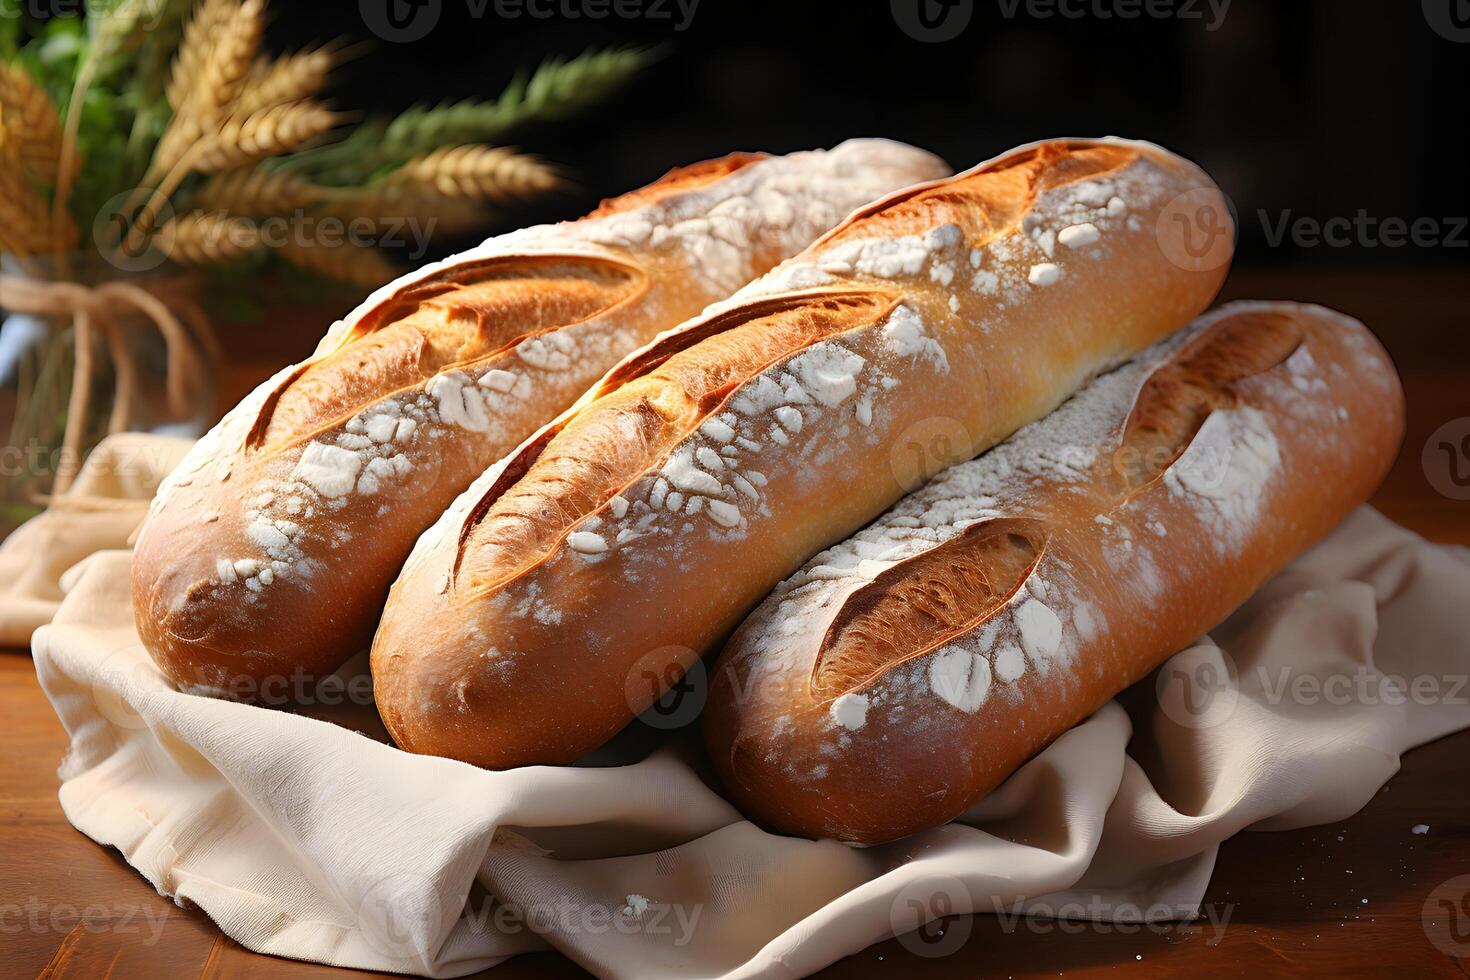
[0,0,657,513]
[1,0,658,283]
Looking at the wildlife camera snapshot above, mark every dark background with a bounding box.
[268,0,1470,269]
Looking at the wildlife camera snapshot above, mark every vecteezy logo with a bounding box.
[93,189,172,273]
[1423,0,1470,41]
[625,646,706,730]
[1423,875,1470,957]
[18,0,85,19]
[93,643,165,731]
[890,874,973,957]
[360,0,442,42]
[1423,418,1470,501]
[1155,644,1239,730]
[889,416,974,494]
[1155,187,1237,273]
[891,0,974,42]
[358,873,446,960]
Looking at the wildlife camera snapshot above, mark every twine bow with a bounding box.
[0,273,218,494]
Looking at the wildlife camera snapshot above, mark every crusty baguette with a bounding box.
[702,301,1405,844]
[131,140,947,695]
[371,137,1234,766]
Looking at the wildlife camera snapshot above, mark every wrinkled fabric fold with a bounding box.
[0,433,191,646]
[28,506,1470,978]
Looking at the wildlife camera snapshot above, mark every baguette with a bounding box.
[131,140,947,695]
[372,137,1234,766]
[703,301,1405,844]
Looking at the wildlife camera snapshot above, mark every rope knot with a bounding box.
[0,272,216,493]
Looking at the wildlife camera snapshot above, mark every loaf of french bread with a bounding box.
[371,137,1234,767]
[703,301,1405,844]
[131,140,947,695]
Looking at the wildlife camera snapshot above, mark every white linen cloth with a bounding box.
[25,496,1470,978]
[0,433,190,646]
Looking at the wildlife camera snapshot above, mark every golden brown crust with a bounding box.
[1110,310,1303,492]
[456,291,899,592]
[702,301,1405,844]
[812,517,1046,697]
[249,257,648,454]
[370,137,1234,768]
[588,152,767,218]
[131,140,948,696]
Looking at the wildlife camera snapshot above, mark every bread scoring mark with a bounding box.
[804,139,1141,252]
[811,517,1047,698]
[730,139,1163,317]
[245,254,648,456]
[1112,310,1303,495]
[568,294,947,587]
[453,291,899,595]
[231,320,648,596]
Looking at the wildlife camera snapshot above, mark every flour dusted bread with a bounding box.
[372,137,1233,767]
[703,302,1405,844]
[131,140,947,694]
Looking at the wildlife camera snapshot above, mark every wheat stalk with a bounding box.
[0,162,78,256]
[131,102,334,255]
[388,144,561,203]
[275,238,396,286]
[154,209,261,264]
[151,0,262,178]
[0,107,24,174]
[0,167,50,255]
[149,118,201,179]
[195,167,319,215]
[192,0,266,125]
[236,45,337,115]
[165,0,235,112]
[279,45,654,186]
[383,46,657,157]
[0,63,67,185]
[152,0,230,178]
[193,100,339,172]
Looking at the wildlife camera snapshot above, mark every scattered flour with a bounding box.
[830,692,870,731]
[1015,599,1063,667]
[1028,263,1062,287]
[1058,223,1101,248]
[292,442,361,498]
[1163,408,1281,554]
[929,646,993,712]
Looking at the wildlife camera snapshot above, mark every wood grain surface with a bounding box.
[2,267,1467,978]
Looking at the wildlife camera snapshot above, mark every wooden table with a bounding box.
[2,268,1467,978]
